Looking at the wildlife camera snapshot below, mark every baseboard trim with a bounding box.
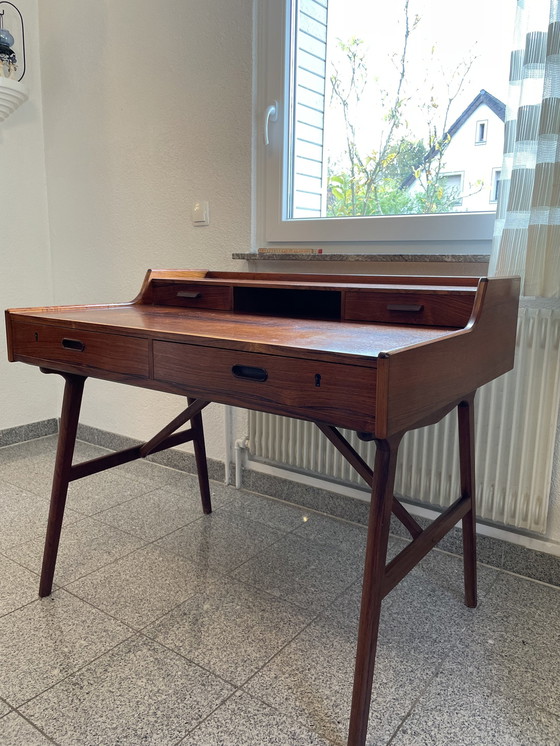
[0,419,58,448]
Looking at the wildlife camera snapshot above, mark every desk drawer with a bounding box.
[11,322,149,377]
[154,341,376,431]
[344,290,474,328]
[151,283,232,310]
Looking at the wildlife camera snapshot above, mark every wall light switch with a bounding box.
[192,200,209,226]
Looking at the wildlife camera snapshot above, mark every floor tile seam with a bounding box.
[0,545,44,574]
[0,696,12,714]
[130,629,242,692]
[192,568,331,618]
[0,591,48,622]
[236,679,344,745]
[210,500,304,534]
[0,477,53,502]
[52,535,160,590]
[4,707,61,745]
[489,564,560,591]
[223,554,364,615]
[237,485,371,529]
[180,686,341,746]
[55,511,286,595]
[130,582,325,682]
[153,502,293,548]
[60,559,272,636]
[7,624,139,712]
[385,641,459,746]
[281,516,369,552]
[56,510,229,589]
[68,481,171,519]
[231,592,349,694]
[56,510,155,543]
[55,585,145,636]
[2,524,156,593]
[85,500,207,542]
[177,687,244,744]
[222,515,367,581]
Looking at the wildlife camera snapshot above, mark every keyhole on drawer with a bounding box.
[34,332,39,342]
[315,374,321,387]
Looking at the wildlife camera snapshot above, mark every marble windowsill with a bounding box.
[233,253,490,263]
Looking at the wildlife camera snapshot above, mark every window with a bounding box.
[475,120,488,144]
[441,173,464,208]
[490,168,501,203]
[258,0,515,245]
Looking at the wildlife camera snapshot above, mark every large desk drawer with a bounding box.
[154,341,376,431]
[11,322,150,377]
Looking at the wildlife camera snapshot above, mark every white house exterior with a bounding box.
[404,90,506,212]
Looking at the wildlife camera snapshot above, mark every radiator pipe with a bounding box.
[235,436,250,489]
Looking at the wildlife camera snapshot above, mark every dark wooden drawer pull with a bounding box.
[386,304,424,313]
[177,291,202,299]
[62,338,85,351]
[232,364,268,382]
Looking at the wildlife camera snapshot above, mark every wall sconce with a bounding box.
[0,2,28,122]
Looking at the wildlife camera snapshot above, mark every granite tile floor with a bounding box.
[0,435,559,745]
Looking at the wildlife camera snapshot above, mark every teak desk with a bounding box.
[5,270,520,746]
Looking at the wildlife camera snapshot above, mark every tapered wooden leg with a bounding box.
[187,397,212,514]
[347,435,402,746]
[39,373,86,597]
[458,394,477,608]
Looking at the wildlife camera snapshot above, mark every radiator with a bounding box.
[248,306,560,534]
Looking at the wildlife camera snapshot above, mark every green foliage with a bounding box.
[326,12,473,219]
[326,138,459,217]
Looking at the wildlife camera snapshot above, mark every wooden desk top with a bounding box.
[5,270,520,438]
[8,304,457,363]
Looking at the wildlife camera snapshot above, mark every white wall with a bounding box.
[0,0,57,430]
[37,0,254,461]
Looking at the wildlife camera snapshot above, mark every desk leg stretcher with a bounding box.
[38,370,212,597]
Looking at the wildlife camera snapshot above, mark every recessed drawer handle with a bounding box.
[232,364,268,382]
[386,304,424,312]
[177,291,202,299]
[62,338,85,352]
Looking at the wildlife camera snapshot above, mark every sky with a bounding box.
[323,0,517,168]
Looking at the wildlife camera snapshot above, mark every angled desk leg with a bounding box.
[188,396,212,515]
[459,393,477,608]
[39,372,86,598]
[347,434,402,746]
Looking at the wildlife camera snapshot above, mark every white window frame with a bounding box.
[256,0,496,247]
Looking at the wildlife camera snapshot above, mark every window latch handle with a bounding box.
[264,101,278,146]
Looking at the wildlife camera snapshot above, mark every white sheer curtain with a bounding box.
[489,0,560,297]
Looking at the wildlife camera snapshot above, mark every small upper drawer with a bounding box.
[10,321,149,377]
[344,290,474,328]
[150,283,232,310]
